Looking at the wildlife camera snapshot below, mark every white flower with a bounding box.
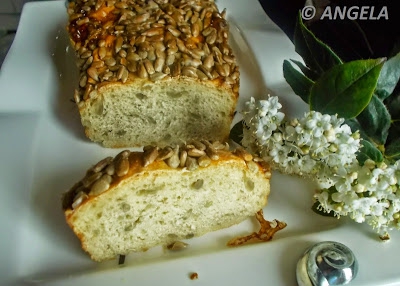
[240,95,400,236]
[269,143,290,166]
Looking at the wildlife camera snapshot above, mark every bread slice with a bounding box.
[62,141,271,262]
[66,0,239,147]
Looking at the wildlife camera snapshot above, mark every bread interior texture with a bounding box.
[68,160,269,261]
[80,79,236,147]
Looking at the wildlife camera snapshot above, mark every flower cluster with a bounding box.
[241,95,400,237]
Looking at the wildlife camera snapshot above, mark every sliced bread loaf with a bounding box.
[62,141,271,262]
[66,0,239,147]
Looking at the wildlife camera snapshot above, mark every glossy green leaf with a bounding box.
[289,59,319,81]
[293,12,343,74]
[356,95,391,145]
[283,60,314,104]
[375,51,400,100]
[229,120,244,146]
[309,58,385,118]
[357,140,383,165]
[385,139,400,161]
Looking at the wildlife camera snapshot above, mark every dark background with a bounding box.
[258,0,400,61]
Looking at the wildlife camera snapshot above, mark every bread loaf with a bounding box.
[62,141,271,262]
[66,0,239,148]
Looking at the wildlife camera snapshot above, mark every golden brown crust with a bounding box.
[62,141,269,213]
[66,0,240,105]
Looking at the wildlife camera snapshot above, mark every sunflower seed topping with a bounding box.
[67,0,239,102]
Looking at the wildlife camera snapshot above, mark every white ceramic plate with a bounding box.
[0,1,399,285]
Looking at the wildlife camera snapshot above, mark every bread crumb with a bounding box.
[189,272,198,280]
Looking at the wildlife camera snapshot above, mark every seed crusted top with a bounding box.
[67,0,240,103]
[62,140,268,211]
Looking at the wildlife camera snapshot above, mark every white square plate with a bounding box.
[1,1,399,285]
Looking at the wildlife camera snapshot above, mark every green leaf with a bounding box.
[357,140,384,165]
[283,60,314,103]
[375,51,400,101]
[229,120,244,146]
[293,12,343,74]
[309,58,385,118]
[289,59,319,81]
[385,139,400,161]
[356,95,391,145]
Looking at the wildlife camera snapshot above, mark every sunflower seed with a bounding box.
[105,57,117,66]
[98,46,107,59]
[186,156,198,171]
[143,146,158,167]
[171,62,181,77]
[234,148,253,161]
[82,56,93,70]
[147,49,156,61]
[80,50,92,59]
[202,54,214,69]
[166,54,175,66]
[90,175,111,195]
[138,61,149,78]
[199,65,213,79]
[91,61,104,69]
[72,191,88,209]
[76,17,89,26]
[196,69,208,80]
[92,156,113,173]
[74,90,80,103]
[119,49,127,58]
[82,172,102,188]
[87,67,99,81]
[191,21,200,37]
[197,155,211,167]
[79,74,87,88]
[167,26,181,37]
[166,146,180,168]
[83,84,94,100]
[187,148,205,157]
[115,157,130,177]
[127,52,141,62]
[150,72,167,82]
[184,66,199,78]
[185,9,193,22]
[143,27,163,36]
[118,65,129,82]
[105,163,115,176]
[144,59,155,75]
[206,30,217,44]
[156,147,174,161]
[213,141,230,150]
[179,150,188,167]
[133,12,150,24]
[191,140,206,151]
[154,57,165,73]
[115,36,123,53]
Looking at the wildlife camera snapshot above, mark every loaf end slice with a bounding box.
[67,0,239,147]
[62,141,271,262]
